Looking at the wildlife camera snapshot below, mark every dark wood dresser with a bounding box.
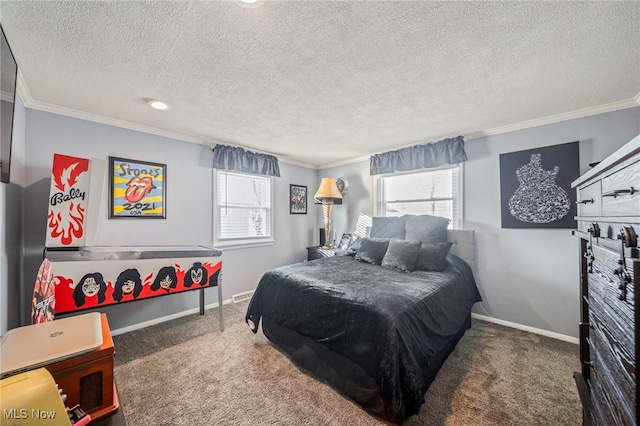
[573,134,639,425]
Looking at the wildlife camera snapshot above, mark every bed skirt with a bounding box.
[261,314,472,423]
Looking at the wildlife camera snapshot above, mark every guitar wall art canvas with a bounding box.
[109,157,166,218]
[499,141,579,229]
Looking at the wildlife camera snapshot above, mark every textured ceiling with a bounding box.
[1,1,639,168]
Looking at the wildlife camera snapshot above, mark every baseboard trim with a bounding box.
[111,297,233,336]
[110,301,578,343]
[471,313,579,344]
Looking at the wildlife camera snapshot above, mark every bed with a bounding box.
[245,216,481,423]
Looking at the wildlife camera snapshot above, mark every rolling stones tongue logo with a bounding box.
[125,177,156,203]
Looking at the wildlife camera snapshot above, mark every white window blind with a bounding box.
[215,171,272,242]
[377,165,461,228]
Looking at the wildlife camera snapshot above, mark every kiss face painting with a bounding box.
[184,262,209,287]
[52,260,222,314]
[113,268,143,303]
[151,266,178,292]
[73,272,108,308]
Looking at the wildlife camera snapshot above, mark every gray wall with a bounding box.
[317,162,372,244]
[4,103,639,338]
[465,107,639,338]
[0,96,26,334]
[19,109,318,331]
[321,107,640,339]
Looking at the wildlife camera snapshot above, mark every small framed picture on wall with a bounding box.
[290,184,307,214]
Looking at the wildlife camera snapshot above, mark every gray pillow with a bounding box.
[370,216,407,239]
[414,242,453,272]
[345,236,362,256]
[405,214,449,244]
[355,237,390,265]
[381,239,422,272]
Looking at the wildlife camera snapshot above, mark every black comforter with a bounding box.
[246,254,481,422]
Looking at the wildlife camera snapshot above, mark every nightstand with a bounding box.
[306,246,345,261]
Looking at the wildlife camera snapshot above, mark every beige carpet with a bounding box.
[113,302,581,425]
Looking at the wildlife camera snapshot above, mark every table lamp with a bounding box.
[314,178,343,248]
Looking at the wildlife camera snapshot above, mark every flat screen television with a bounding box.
[1,24,18,184]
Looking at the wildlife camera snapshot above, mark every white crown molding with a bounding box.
[465,97,640,140]
[17,72,639,172]
[1,69,28,102]
[15,68,32,105]
[280,158,319,169]
[19,83,316,169]
[316,97,640,170]
[317,155,370,170]
[25,98,212,144]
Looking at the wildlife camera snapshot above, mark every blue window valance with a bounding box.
[212,144,280,177]
[370,136,467,175]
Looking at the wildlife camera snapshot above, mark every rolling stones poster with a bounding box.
[109,156,166,218]
[499,141,579,229]
[51,258,222,314]
[46,153,91,247]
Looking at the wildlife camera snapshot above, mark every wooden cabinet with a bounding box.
[45,313,118,422]
[573,135,640,425]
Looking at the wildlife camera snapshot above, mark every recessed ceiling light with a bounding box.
[146,99,169,110]
[235,0,262,8]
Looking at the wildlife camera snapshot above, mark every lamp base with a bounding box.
[321,244,336,249]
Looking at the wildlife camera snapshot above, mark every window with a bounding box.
[376,165,462,228]
[214,170,273,246]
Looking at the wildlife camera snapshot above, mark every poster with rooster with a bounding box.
[109,156,166,218]
[47,153,91,247]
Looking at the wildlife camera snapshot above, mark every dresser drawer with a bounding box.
[588,340,634,425]
[590,243,636,311]
[578,181,602,217]
[589,245,635,356]
[588,291,635,374]
[601,160,640,217]
[588,311,636,424]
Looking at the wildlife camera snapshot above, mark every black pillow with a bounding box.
[345,236,363,256]
[381,239,422,272]
[355,237,390,265]
[370,216,407,239]
[414,242,453,272]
